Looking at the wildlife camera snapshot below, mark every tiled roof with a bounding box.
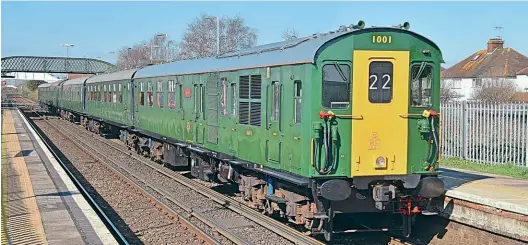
[514,92,528,102]
[518,67,528,75]
[442,47,528,79]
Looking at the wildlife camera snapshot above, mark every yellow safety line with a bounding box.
[1,116,9,245]
[2,109,48,245]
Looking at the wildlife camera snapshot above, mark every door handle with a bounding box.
[335,114,363,119]
[399,114,423,118]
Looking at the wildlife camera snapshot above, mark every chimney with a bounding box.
[487,37,504,53]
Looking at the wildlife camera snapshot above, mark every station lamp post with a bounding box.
[156,33,169,63]
[61,43,74,57]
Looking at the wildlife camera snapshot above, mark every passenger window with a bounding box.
[179,83,183,110]
[168,80,176,110]
[138,82,145,106]
[157,80,163,108]
[294,80,302,124]
[231,83,237,116]
[411,63,433,107]
[368,61,393,103]
[271,81,281,122]
[147,81,153,106]
[220,77,228,116]
[322,63,351,108]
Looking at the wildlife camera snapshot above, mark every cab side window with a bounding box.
[410,64,433,107]
[322,63,351,109]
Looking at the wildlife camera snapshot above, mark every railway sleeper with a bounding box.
[59,113,435,241]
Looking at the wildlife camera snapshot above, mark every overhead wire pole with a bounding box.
[205,16,220,55]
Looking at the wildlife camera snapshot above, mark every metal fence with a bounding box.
[440,102,528,167]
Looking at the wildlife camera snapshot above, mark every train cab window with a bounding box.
[294,80,302,124]
[322,63,351,108]
[410,63,433,107]
[368,61,394,103]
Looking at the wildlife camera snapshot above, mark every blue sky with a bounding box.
[2,1,527,68]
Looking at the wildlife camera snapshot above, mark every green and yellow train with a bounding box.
[38,21,445,241]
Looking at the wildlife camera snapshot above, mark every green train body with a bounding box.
[38,22,446,241]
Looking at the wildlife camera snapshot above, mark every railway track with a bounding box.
[16,102,321,245]
[13,96,413,245]
[15,108,223,244]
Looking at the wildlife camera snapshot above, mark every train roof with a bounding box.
[48,80,66,88]
[38,82,53,88]
[134,26,442,79]
[63,76,92,86]
[86,69,138,84]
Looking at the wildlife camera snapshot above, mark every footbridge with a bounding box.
[1,56,120,78]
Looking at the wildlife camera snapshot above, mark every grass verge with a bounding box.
[439,157,528,180]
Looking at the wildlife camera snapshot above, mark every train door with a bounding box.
[133,80,141,127]
[216,73,229,149]
[351,50,410,176]
[266,67,282,165]
[227,72,238,154]
[82,84,86,112]
[206,73,220,145]
[193,76,205,145]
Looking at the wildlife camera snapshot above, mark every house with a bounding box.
[441,37,528,101]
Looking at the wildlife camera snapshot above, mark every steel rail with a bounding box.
[54,118,325,245]
[15,97,415,245]
[15,106,130,245]
[29,109,225,245]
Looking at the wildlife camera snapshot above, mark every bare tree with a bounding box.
[116,33,180,70]
[440,80,460,103]
[281,28,299,41]
[178,14,258,60]
[471,77,519,103]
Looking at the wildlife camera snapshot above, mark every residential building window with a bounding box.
[473,78,483,87]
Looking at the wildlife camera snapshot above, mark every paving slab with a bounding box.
[439,166,528,215]
[2,108,118,245]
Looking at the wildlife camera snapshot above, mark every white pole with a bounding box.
[216,16,220,55]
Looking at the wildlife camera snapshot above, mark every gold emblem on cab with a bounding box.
[368,132,380,150]
[186,121,191,133]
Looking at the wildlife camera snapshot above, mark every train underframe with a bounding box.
[51,107,445,242]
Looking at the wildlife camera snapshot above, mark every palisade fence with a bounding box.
[440,102,528,167]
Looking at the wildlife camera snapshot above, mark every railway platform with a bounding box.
[1,107,118,245]
[437,167,528,241]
